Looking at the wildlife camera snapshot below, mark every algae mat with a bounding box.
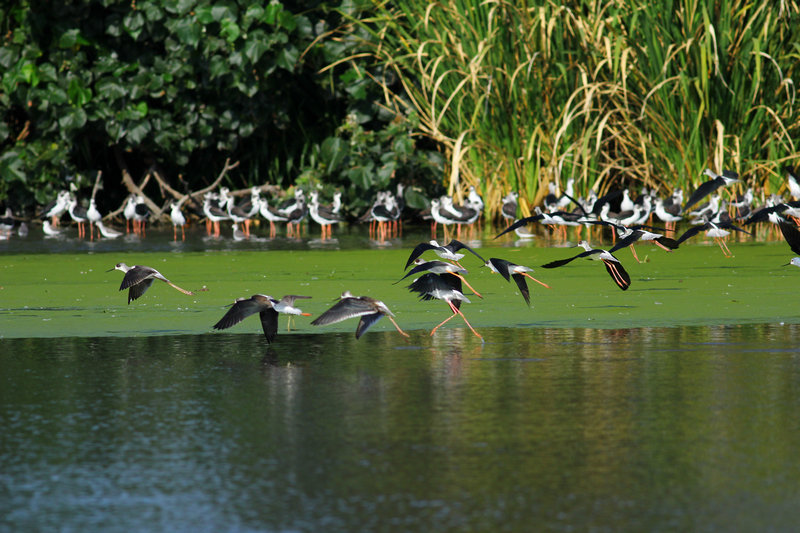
[1,242,798,339]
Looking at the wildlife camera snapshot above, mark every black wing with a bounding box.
[656,236,680,249]
[258,308,279,343]
[675,223,709,245]
[355,313,384,339]
[444,239,486,263]
[404,242,438,269]
[602,259,631,291]
[494,214,545,239]
[213,297,270,330]
[510,273,531,306]
[395,260,441,283]
[407,272,462,300]
[683,178,722,212]
[779,220,800,256]
[608,231,644,254]
[126,278,154,304]
[311,298,375,326]
[488,258,512,281]
[119,266,156,290]
[541,249,601,268]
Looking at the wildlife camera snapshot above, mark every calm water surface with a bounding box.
[3,324,800,531]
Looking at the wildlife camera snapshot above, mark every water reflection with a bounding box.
[2,324,800,531]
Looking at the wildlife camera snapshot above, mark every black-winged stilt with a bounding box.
[683,168,740,212]
[541,240,631,291]
[675,216,751,257]
[407,272,483,341]
[483,257,551,306]
[404,238,485,269]
[397,259,483,298]
[310,291,408,339]
[213,294,311,343]
[109,263,194,304]
[170,202,187,241]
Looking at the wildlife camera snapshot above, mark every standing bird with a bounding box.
[212,294,311,344]
[500,192,519,226]
[407,272,483,341]
[170,202,187,241]
[541,241,632,291]
[67,197,88,238]
[108,263,194,304]
[683,168,740,212]
[483,257,551,307]
[311,291,408,339]
[39,190,70,227]
[86,198,102,241]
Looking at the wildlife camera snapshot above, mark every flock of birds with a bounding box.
[103,165,800,343]
[5,165,800,341]
[19,183,408,243]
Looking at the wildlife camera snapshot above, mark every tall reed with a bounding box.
[346,0,800,217]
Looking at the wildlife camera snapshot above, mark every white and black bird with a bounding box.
[683,168,740,212]
[311,291,408,339]
[675,215,751,257]
[212,294,311,344]
[406,272,482,341]
[403,239,485,269]
[108,263,194,304]
[484,257,551,307]
[541,240,631,291]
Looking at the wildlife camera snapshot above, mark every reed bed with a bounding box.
[348,0,800,217]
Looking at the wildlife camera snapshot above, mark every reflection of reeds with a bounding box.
[349,1,799,218]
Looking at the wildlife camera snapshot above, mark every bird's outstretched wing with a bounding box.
[213,297,270,330]
[258,308,279,344]
[355,313,385,339]
[444,239,486,263]
[541,249,600,268]
[495,214,545,239]
[404,242,438,269]
[510,273,531,306]
[779,220,800,256]
[602,259,631,291]
[311,298,375,326]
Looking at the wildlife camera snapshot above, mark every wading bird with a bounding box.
[541,240,631,291]
[311,291,408,339]
[483,257,551,306]
[403,238,485,269]
[108,263,194,304]
[407,272,483,341]
[212,294,311,343]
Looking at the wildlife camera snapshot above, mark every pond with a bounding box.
[2,223,800,530]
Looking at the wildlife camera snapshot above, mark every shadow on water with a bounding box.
[3,324,800,531]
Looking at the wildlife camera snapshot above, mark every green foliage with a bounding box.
[353,0,800,216]
[0,0,443,216]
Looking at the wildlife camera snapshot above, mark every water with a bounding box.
[4,325,800,531]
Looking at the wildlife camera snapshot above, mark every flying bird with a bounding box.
[407,272,482,341]
[483,258,551,306]
[108,263,194,304]
[683,168,740,212]
[541,241,631,291]
[212,294,311,343]
[311,291,408,339]
[404,239,485,269]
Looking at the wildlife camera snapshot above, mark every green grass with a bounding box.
[1,241,798,339]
